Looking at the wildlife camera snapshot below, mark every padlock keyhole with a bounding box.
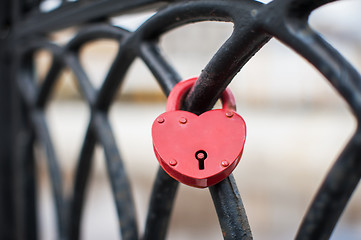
[195,150,207,170]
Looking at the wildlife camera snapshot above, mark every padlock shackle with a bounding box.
[166,77,237,112]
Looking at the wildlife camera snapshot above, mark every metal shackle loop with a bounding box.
[166,77,237,112]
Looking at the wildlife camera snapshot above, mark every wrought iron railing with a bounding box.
[0,0,360,239]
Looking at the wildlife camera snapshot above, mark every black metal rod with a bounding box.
[64,53,97,105]
[143,168,179,240]
[23,131,38,240]
[66,24,130,47]
[13,119,38,240]
[209,175,252,240]
[296,129,361,240]
[284,0,338,18]
[93,112,138,240]
[139,42,182,96]
[36,56,63,108]
[68,125,97,240]
[258,2,361,119]
[15,0,166,37]
[17,52,38,106]
[37,47,64,109]
[31,110,66,238]
[65,24,131,109]
[15,39,64,108]
[256,1,361,238]
[12,43,39,240]
[181,2,270,115]
[0,37,16,240]
[95,38,136,111]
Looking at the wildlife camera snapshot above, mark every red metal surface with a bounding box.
[152,78,246,188]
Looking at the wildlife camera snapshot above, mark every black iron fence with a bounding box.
[0,0,360,239]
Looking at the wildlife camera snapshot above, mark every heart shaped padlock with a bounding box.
[152,77,246,188]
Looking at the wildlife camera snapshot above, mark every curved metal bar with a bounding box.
[66,24,130,51]
[13,119,38,240]
[64,24,131,107]
[256,1,361,238]
[139,42,182,96]
[22,41,64,109]
[17,53,38,106]
[36,54,64,108]
[136,1,235,39]
[31,110,66,238]
[67,125,97,240]
[15,38,63,56]
[15,40,64,108]
[178,1,270,115]
[209,174,252,240]
[94,35,135,111]
[296,129,361,240]
[279,0,338,19]
[92,112,138,240]
[143,168,179,240]
[15,0,167,37]
[257,1,361,118]
[63,52,97,105]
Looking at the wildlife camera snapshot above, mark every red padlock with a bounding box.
[152,77,246,188]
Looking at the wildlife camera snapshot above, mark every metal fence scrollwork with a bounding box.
[0,0,360,240]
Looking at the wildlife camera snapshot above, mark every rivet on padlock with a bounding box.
[151,77,246,188]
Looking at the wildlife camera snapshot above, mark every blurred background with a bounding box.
[35,0,361,239]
